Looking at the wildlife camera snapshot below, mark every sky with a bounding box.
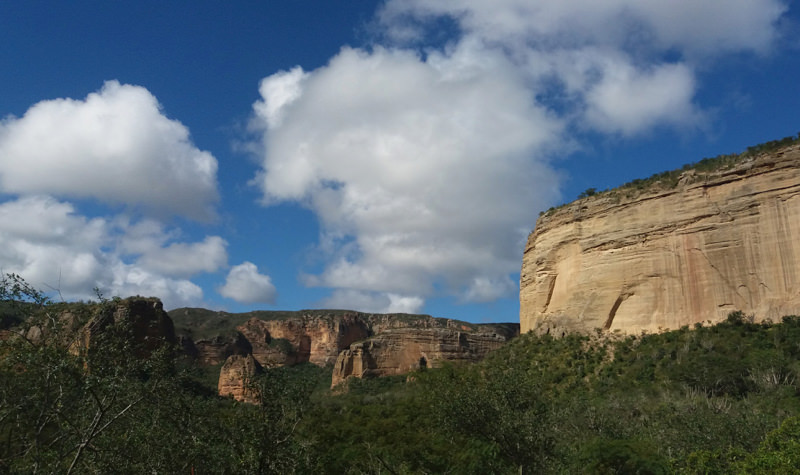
[0,1,798,323]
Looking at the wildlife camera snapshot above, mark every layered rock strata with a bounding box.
[169,308,518,396]
[331,327,513,388]
[237,314,370,367]
[521,144,800,335]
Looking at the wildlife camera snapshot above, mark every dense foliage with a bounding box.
[3,274,800,473]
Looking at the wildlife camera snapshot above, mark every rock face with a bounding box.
[169,308,519,396]
[181,333,252,366]
[331,326,515,388]
[521,144,800,335]
[237,314,370,367]
[70,297,176,358]
[218,354,263,404]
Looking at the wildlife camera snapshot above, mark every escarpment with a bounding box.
[521,143,800,335]
[331,325,516,388]
[170,308,518,395]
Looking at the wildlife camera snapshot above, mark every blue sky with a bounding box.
[0,1,798,323]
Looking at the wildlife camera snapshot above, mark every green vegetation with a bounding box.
[3,274,800,472]
[539,133,800,218]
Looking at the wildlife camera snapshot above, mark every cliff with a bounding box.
[170,308,518,395]
[521,143,800,335]
[331,325,516,388]
[23,297,176,359]
[218,354,263,404]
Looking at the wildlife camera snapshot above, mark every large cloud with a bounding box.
[0,81,219,221]
[251,0,788,312]
[378,0,786,56]
[218,262,277,304]
[0,195,226,309]
[379,0,787,136]
[253,44,563,307]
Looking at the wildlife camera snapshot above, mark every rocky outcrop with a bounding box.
[169,308,519,396]
[237,314,370,367]
[181,333,252,366]
[331,326,515,388]
[218,354,263,404]
[521,144,800,335]
[66,297,176,358]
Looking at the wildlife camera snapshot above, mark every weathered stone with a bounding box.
[70,297,176,358]
[218,354,263,403]
[331,326,515,388]
[520,144,800,335]
[237,314,371,367]
[190,333,252,366]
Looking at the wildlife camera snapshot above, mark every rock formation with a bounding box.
[218,354,263,404]
[180,333,252,366]
[521,144,800,335]
[62,297,176,359]
[169,308,519,396]
[237,314,370,367]
[331,326,515,388]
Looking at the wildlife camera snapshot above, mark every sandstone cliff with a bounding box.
[170,308,518,396]
[218,354,263,404]
[237,313,370,367]
[331,325,515,388]
[521,144,800,335]
[24,297,177,359]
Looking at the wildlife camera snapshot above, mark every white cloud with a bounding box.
[253,45,563,307]
[582,56,701,136]
[250,0,788,311]
[0,195,225,309]
[463,276,518,303]
[0,80,219,221]
[378,0,787,137]
[320,289,424,314]
[136,236,228,277]
[218,262,277,304]
[379,0,786,56]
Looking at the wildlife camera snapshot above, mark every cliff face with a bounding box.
[331,326,515,388]
[67,297,176,359]
[237,314,370,367]
[169,308,518,397]
[218,354,263,404]
[521,144,800,335]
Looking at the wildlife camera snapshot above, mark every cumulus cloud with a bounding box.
[218,262,277,304]
[253,44,563,310]
[251,0,788,312]
[0,80,219,221]
[378,0,786,56]
[136,236,228,277]
[379,0,787,136]
[0,195,224,309]
[320,289,424,314]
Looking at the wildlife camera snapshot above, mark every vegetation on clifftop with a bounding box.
[540,132,800,218]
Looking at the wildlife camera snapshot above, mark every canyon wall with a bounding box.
[331,326,515,388]
[521,144,800,335]
[170,308,518,396]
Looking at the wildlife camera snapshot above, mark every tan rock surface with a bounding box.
[331,326,515,388]
[520,144,800,335]
[218,354,263,403]
[237,314,370,367]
